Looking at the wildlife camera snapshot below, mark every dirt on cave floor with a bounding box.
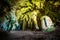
[0,26,60,40]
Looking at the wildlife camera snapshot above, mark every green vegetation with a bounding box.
[11,0,60,30]
[0,0,60,31]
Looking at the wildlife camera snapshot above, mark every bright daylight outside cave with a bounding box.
[0,0,60,32]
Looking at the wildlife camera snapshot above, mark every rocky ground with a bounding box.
[0,27,60,40]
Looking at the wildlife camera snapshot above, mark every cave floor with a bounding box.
[0,30,59,40]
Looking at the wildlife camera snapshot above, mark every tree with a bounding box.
[0,0,60,31]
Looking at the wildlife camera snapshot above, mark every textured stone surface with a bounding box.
[0,29,60,40]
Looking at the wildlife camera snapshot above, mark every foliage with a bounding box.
[11,0,60,30]
[0,0,60,31]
